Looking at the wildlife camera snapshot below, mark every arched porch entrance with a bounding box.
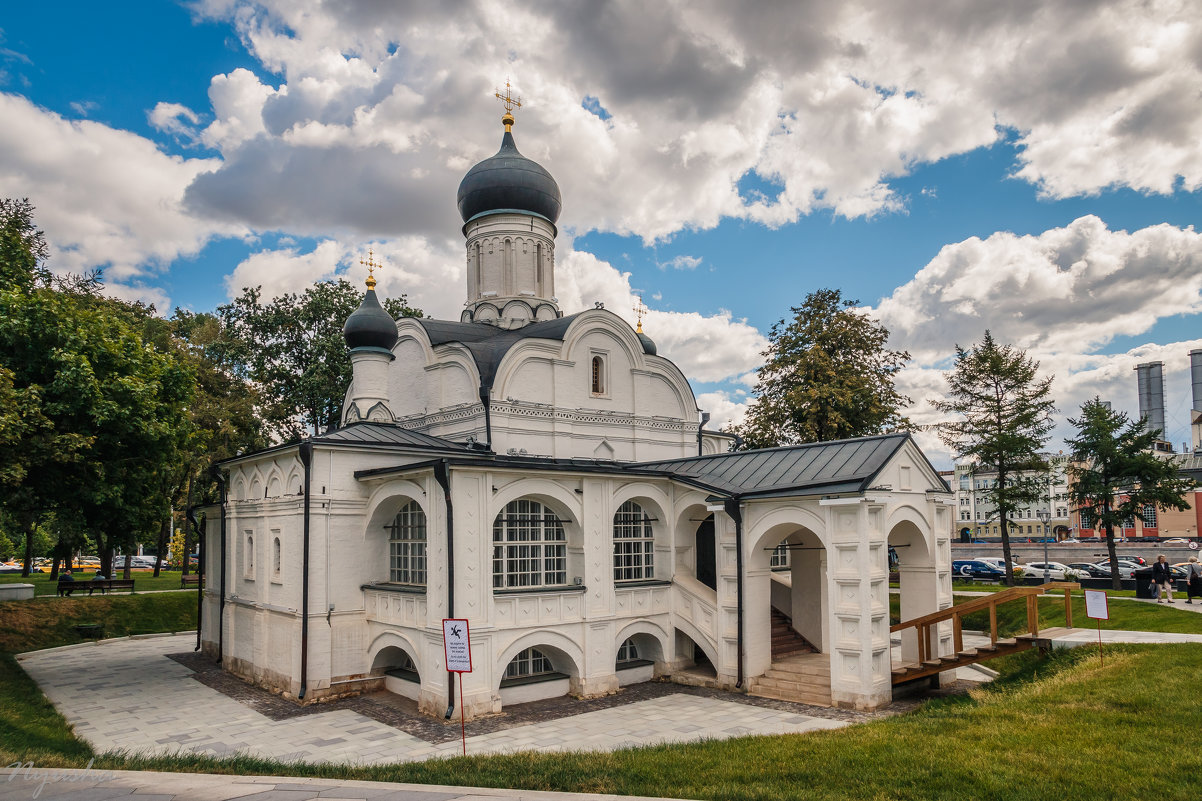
[888,518,938,665]
[744,520,831,706]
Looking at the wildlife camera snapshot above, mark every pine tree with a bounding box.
[735,288,911,448]
[933,331,1055,585]
[1066,398,1193,590]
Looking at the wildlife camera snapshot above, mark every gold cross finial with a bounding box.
[360,248,381,290]
[633,296,647,333]
[495,79,522,131]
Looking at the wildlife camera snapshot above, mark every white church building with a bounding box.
[199,106,955,719]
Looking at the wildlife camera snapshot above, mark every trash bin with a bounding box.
[1133,567,1156,599]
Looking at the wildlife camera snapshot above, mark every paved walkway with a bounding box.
[0,768,686,801]
[16,635,846,766]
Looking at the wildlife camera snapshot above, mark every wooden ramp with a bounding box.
[890,582,1079,685]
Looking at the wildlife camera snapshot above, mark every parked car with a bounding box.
[952,559,1007,580]
[1096,560,1138,578]
[1068,562,1111,578]
[1057,538,1080,544]
[1161,538,1190,546]
[1021,561,1087,581]
[975,556,1023,574]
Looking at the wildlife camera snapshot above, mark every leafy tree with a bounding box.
[735,288,911,448]
[0,200,195,577]
[933,331,1055,585]
[1066,398,1193,590]
[0,198,49,290]
[217,280,422,440]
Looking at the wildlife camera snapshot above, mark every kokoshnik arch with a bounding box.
[198,98,956,718]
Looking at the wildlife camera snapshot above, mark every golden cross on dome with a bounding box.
[633,296,647,333]
[495,79,522,131]
[360,248,381,290]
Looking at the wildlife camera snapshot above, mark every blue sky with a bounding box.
[2,1,1200,462]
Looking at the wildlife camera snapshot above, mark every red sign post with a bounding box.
[442,618,472,755]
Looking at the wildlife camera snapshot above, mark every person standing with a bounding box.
[1151,554,1175,604]
[1186,556,1202,605]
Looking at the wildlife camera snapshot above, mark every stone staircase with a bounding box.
[747,650,831,707]
[770,609,816,659]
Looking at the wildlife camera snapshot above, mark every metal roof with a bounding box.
[313,422,469,451]
[416,313,585,390]
[630,434,915,498]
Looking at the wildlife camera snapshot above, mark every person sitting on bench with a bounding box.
[57,569,76,597]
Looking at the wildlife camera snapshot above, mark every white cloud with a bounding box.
[181,0,1202,244]
[148,101,201,139]
[658,254,703,271]
[0,92,241,306]
[877,216,1202,361]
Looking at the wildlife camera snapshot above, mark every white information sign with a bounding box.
[1084,589,1109,620]
[442,618,472,673]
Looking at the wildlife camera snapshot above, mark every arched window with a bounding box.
[386,500,427,586]
[591,355,605,395]
[769,544,790,569]
[613,500,654,581]
[505,647,554,679]
[616,638,640,665]
[272,536,281,577]
[244,532,254,578]
[493,499,566,588]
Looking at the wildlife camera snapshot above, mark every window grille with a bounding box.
[386,500,427,585]
[1141,505,1157,528]
[493,499,567,588]
[1080,510,1093,529]
[591,355,605,394]
[769,543,790,568]
[505,647,554,678]
[614,501,654,581]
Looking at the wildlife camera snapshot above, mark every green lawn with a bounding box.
[3,591,1202,800]
[0,571,197,596]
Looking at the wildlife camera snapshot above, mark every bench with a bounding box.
[180,574,204,589]
[57,579,135,597]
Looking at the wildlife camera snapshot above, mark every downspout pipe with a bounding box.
[724,497,745,689]
[698,412,710,456]
[187,506,202,652]
[433,461,456,719]
[211,466,227,665]
[298,441,314,701]
[479,387,493,450]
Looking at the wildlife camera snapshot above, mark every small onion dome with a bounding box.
[343,289,397,351]
[457,127,562,224]
[637,331,657,356]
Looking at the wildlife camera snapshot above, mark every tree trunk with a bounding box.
[21,517,36,578]
[122,552,132,580]
[1000,516,1015,587]
[96,533,110,578]
[1105,502,1121,590]
[153,517,168,578]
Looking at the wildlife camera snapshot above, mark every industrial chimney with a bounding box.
[1191,349,1202,451]
[1134,361,1169,449]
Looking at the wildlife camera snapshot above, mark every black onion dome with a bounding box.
[637,331,657,356]
[457,130,562,224]
[343,289,398,351]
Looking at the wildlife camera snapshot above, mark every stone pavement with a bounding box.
[0,768,688,801]
[16,635,847,766]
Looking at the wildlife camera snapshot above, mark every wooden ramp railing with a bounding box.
[890,582,1079,684]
